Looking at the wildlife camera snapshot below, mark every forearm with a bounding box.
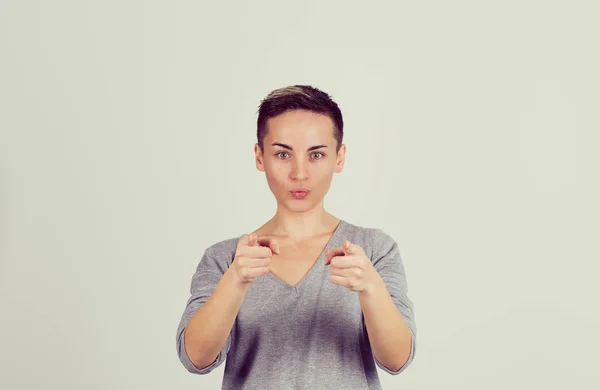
[184,268,248,369]
[359,276,412,372]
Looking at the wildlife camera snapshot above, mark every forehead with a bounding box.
[265,110,336,144]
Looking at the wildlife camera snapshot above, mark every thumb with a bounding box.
[325,247,345,265]
[247,232,259,246]
[342,240,353,254]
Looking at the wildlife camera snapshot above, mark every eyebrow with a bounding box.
[271,142,328,152]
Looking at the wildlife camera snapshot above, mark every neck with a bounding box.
[266,203,339,240]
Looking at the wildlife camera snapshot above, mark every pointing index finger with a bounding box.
[257,236,280,255]
[325,247,345,265]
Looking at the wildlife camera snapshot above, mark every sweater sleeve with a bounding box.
[176,246,233,374]
[367,228,417,375]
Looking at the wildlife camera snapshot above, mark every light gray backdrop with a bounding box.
[1,1,598,389]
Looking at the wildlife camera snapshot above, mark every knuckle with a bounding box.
[260,247,273,257]
[251,247,270,258]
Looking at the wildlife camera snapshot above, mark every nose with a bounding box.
[290,158,308,181]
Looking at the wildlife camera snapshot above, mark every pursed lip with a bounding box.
[290,188,310,193]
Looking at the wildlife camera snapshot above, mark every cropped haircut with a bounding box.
[256,85,344,152]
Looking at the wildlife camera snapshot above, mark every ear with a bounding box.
[255,143,265,172]
[335,144,346,173]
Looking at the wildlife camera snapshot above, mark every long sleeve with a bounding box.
[176,246,233,374]
[367,228,417,375]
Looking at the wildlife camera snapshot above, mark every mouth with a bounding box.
[290,189,310,200]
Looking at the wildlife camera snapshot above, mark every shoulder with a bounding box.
[340,220,397,258]
[196,235,243,273]
[205,235,241,256]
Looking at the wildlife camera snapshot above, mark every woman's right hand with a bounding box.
[230,232,279,285]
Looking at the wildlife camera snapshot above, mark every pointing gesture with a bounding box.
[231,232,280,285]
[325,240,380,293]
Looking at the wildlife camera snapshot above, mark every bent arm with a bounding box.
[363,229,417,375]
[182,267,249,370]
[359,277,413,372]
[176,245,250,374]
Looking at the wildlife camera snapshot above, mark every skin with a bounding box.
[253,109,345,239]
[184,109,412,373]
[253,109,412,371]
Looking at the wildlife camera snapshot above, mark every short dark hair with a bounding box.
[256,85,344,152]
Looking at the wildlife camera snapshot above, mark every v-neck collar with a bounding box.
[266,219,346,292]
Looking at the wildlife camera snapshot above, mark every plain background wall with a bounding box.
[1,1,599,389]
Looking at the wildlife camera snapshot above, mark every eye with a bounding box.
[276,151,290,159]
[311,152,324,159]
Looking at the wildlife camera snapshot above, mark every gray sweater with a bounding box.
[176,220,416,389]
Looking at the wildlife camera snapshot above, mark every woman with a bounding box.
[176,85,416,389]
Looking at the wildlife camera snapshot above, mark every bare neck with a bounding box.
[258,206,340,241]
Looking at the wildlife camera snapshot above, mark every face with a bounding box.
[255,109,346,213]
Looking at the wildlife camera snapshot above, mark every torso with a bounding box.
[268,237,330,286]
[226,219,382,389]
[253,218,340,287]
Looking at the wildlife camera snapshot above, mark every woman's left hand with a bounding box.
[325,240,381,293]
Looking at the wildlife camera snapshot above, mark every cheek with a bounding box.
[264,162,288,187]
[313,165,335,185]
